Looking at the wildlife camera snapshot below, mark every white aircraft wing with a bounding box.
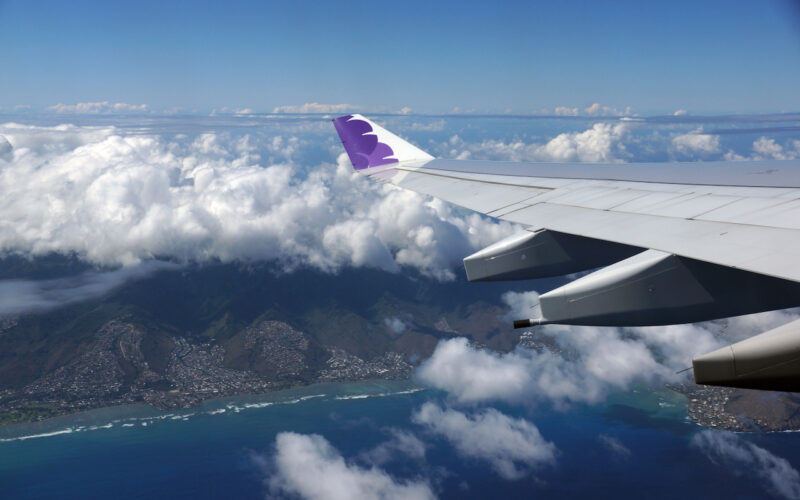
[333,114,800,391]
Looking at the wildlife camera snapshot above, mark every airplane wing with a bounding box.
[333,114,800,392]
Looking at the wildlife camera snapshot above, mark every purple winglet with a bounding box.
[332,115,398,170]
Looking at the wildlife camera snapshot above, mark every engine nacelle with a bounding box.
[693,319,800,392]
[463,229,640,282]
[515,249,800,328]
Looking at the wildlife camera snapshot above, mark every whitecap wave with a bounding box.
[335,394,370,400]
[335,388,425,401]
[0,428,75,442]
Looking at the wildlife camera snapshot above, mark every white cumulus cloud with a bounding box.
[416,333,669,407]
[264,432,436,500]
[446,122,631,163]
[692,430,800,500]
[412,403,556,480]
[752,137,800,160]
[725,137,800,162]
[583,102,632,117]
[672,129,720,156]
[418,287,799,407]
[0,122,517,281]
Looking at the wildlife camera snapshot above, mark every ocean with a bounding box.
[1,380,798,499]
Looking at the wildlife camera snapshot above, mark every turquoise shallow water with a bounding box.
[1,380,799,499]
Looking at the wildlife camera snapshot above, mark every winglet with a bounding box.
[332,114,433,170]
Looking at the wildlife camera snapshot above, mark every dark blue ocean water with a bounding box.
[1,381,799,499]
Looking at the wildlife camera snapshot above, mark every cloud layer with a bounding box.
[46,102,149,114]
[3,116,792,284]
[0,122,516,280]
[272,102,354,114]
[445,122,631,163]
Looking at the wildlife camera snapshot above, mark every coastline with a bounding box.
[0,378,425,442]
[0,319,413,427]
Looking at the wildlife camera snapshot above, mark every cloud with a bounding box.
[672,129,720,155]
[583,103,632,117]
[46,102,149,114]
[446,122,631,163]
[692,430,800,500]
[412,403,556,480]
[420,289,796,406]
[583,103,601,116]
[418,286,799,407]
[273,102,354,114]
[0,135,12,160]
[0,122,517,280]
[721,308,800,343]
[415,332,670,407]
[209,107,257,115]
[408,120,445,132]
[448,106,476,115]
[545,103,632,117]
[725,137,800,161]
[501,290,541,322]
[443,120,800,165]
[265,432,436,500]
[384,317,408,334]
[360,428,426,466]
[673,109,688,116]
[597,435,631,459]
[538,123,631,161]
[416,338,542,404]
[0,261,178,316]
[752,137,800,160]
[554,106,579,116]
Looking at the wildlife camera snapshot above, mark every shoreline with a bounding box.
[0,378,425,441]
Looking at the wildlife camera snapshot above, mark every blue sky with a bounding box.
[2,0,800,114]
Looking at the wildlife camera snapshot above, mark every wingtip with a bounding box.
[332,114,433,170]
[331,114,398,170]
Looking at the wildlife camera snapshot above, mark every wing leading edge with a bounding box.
[333,115,800,392]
